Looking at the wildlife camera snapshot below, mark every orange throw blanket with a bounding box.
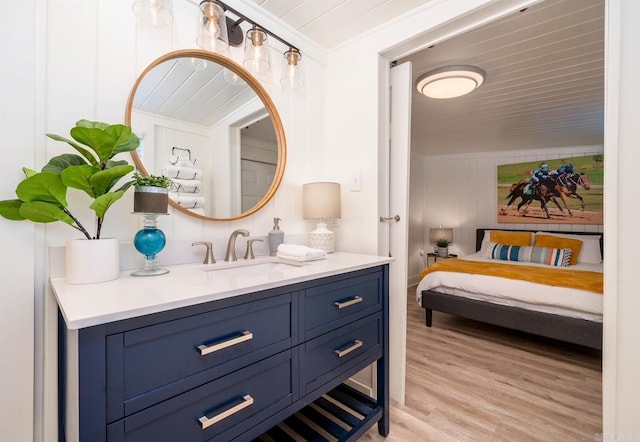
[419,259,603,294]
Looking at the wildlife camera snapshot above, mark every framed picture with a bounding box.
[497,154,603,224]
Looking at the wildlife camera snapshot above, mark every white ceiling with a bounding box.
[249,0,429,50]
[251,0,605,155]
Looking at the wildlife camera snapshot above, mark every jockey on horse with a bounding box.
[523,163,551,195]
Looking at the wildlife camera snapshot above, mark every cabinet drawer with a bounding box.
[107,350,295,442]
[302,313,382,394]
[107,293,294,420]
[304,271,382,339]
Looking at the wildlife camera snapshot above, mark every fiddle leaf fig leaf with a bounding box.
[75,119,109,130]
[42,154,88,174]
[106,125,139,155]
[0,200,27,221]
[46,133,98,166]
[69,126,117,164]
[90,190,125,219]
[106,159,131,169]
[69,124,139,164]
[89,164,134,195]
[61,165,99,197]
[15,172,68,207]
[19,201,75,225]
[22,167,37,178]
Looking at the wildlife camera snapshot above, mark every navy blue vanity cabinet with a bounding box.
[58,265,389,442]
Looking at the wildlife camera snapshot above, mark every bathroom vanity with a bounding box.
[52,252,391,441]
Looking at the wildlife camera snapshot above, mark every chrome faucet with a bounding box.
[224,229,249,261]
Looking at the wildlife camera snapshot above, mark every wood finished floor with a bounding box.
[362,286,602,441]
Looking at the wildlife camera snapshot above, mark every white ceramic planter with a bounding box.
[65,238,120,284]
[437,246,449,258]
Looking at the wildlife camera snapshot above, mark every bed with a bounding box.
[417,228,603,350]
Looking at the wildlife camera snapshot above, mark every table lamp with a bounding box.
[429,227,453,257]
[303,182,341,253]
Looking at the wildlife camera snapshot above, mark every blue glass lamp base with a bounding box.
[132,213,169,277]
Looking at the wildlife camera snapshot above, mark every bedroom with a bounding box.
[1,0,638,440]
[392,1,606,439]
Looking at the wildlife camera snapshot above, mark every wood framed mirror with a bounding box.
[125,49,286,221]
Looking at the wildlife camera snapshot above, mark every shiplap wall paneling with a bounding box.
[408,145,604,283]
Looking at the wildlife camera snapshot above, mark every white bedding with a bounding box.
[416,252,603,322]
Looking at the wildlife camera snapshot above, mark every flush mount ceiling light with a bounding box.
[416,65,485,99]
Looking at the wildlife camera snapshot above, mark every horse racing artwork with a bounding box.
[497,154,603,224]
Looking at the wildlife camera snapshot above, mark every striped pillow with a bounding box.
[484,242,572,267]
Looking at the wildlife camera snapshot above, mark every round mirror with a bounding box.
[125,49,286,221]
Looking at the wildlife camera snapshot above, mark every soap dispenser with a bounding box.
[268,217,284,256]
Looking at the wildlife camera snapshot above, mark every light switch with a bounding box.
[350,171,362,191]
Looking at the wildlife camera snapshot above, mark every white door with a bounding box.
[379,60,412,404]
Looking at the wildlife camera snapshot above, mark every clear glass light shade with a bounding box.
[223,68,245,86]
[280,48,303,89]
[243,27,271,73]
[196,1,229,53]
[416,66,485,99]
[132,0,174,28]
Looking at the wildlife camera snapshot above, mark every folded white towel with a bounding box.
[169,193,206,209]
[162,165,203,180]
[172,178,202,193]
[276,244,327,262]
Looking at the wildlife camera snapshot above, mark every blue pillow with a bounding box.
[484,242,571,267]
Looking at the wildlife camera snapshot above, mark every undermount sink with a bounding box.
[203,258,309,274]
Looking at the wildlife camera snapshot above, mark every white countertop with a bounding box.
[51,252,393,330]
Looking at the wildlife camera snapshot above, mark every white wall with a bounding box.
[407,145,604,285]
[0,3,36,441]
[603,0,640,436]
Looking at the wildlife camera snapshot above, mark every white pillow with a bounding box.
[535,231,602,264]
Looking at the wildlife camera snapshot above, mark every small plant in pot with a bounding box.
[132,173,173,214]
[435,238,450,258]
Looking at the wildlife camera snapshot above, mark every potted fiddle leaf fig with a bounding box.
[0,119,138,238]
[132,172,173,214]
[0,119,139,284]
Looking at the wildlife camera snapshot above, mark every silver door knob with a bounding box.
[379,215,400,223]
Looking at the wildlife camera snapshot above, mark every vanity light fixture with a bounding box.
[196,0,229,53]
[303,182,342,254]
[198,0,304,88]
[243,26,271,73]
[416,65,485,99]
[281,48,303,89]
[132,0,174,28]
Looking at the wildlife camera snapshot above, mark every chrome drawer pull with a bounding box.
[334,339,363,358]
[333,296,363,309]
[197,330,253,356]
[198,394,254,429]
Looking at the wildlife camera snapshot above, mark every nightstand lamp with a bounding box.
[303,182,341,253]
[430,227,453,258]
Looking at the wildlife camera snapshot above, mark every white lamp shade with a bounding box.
[303,182,341,219]
[429,228,453,243]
